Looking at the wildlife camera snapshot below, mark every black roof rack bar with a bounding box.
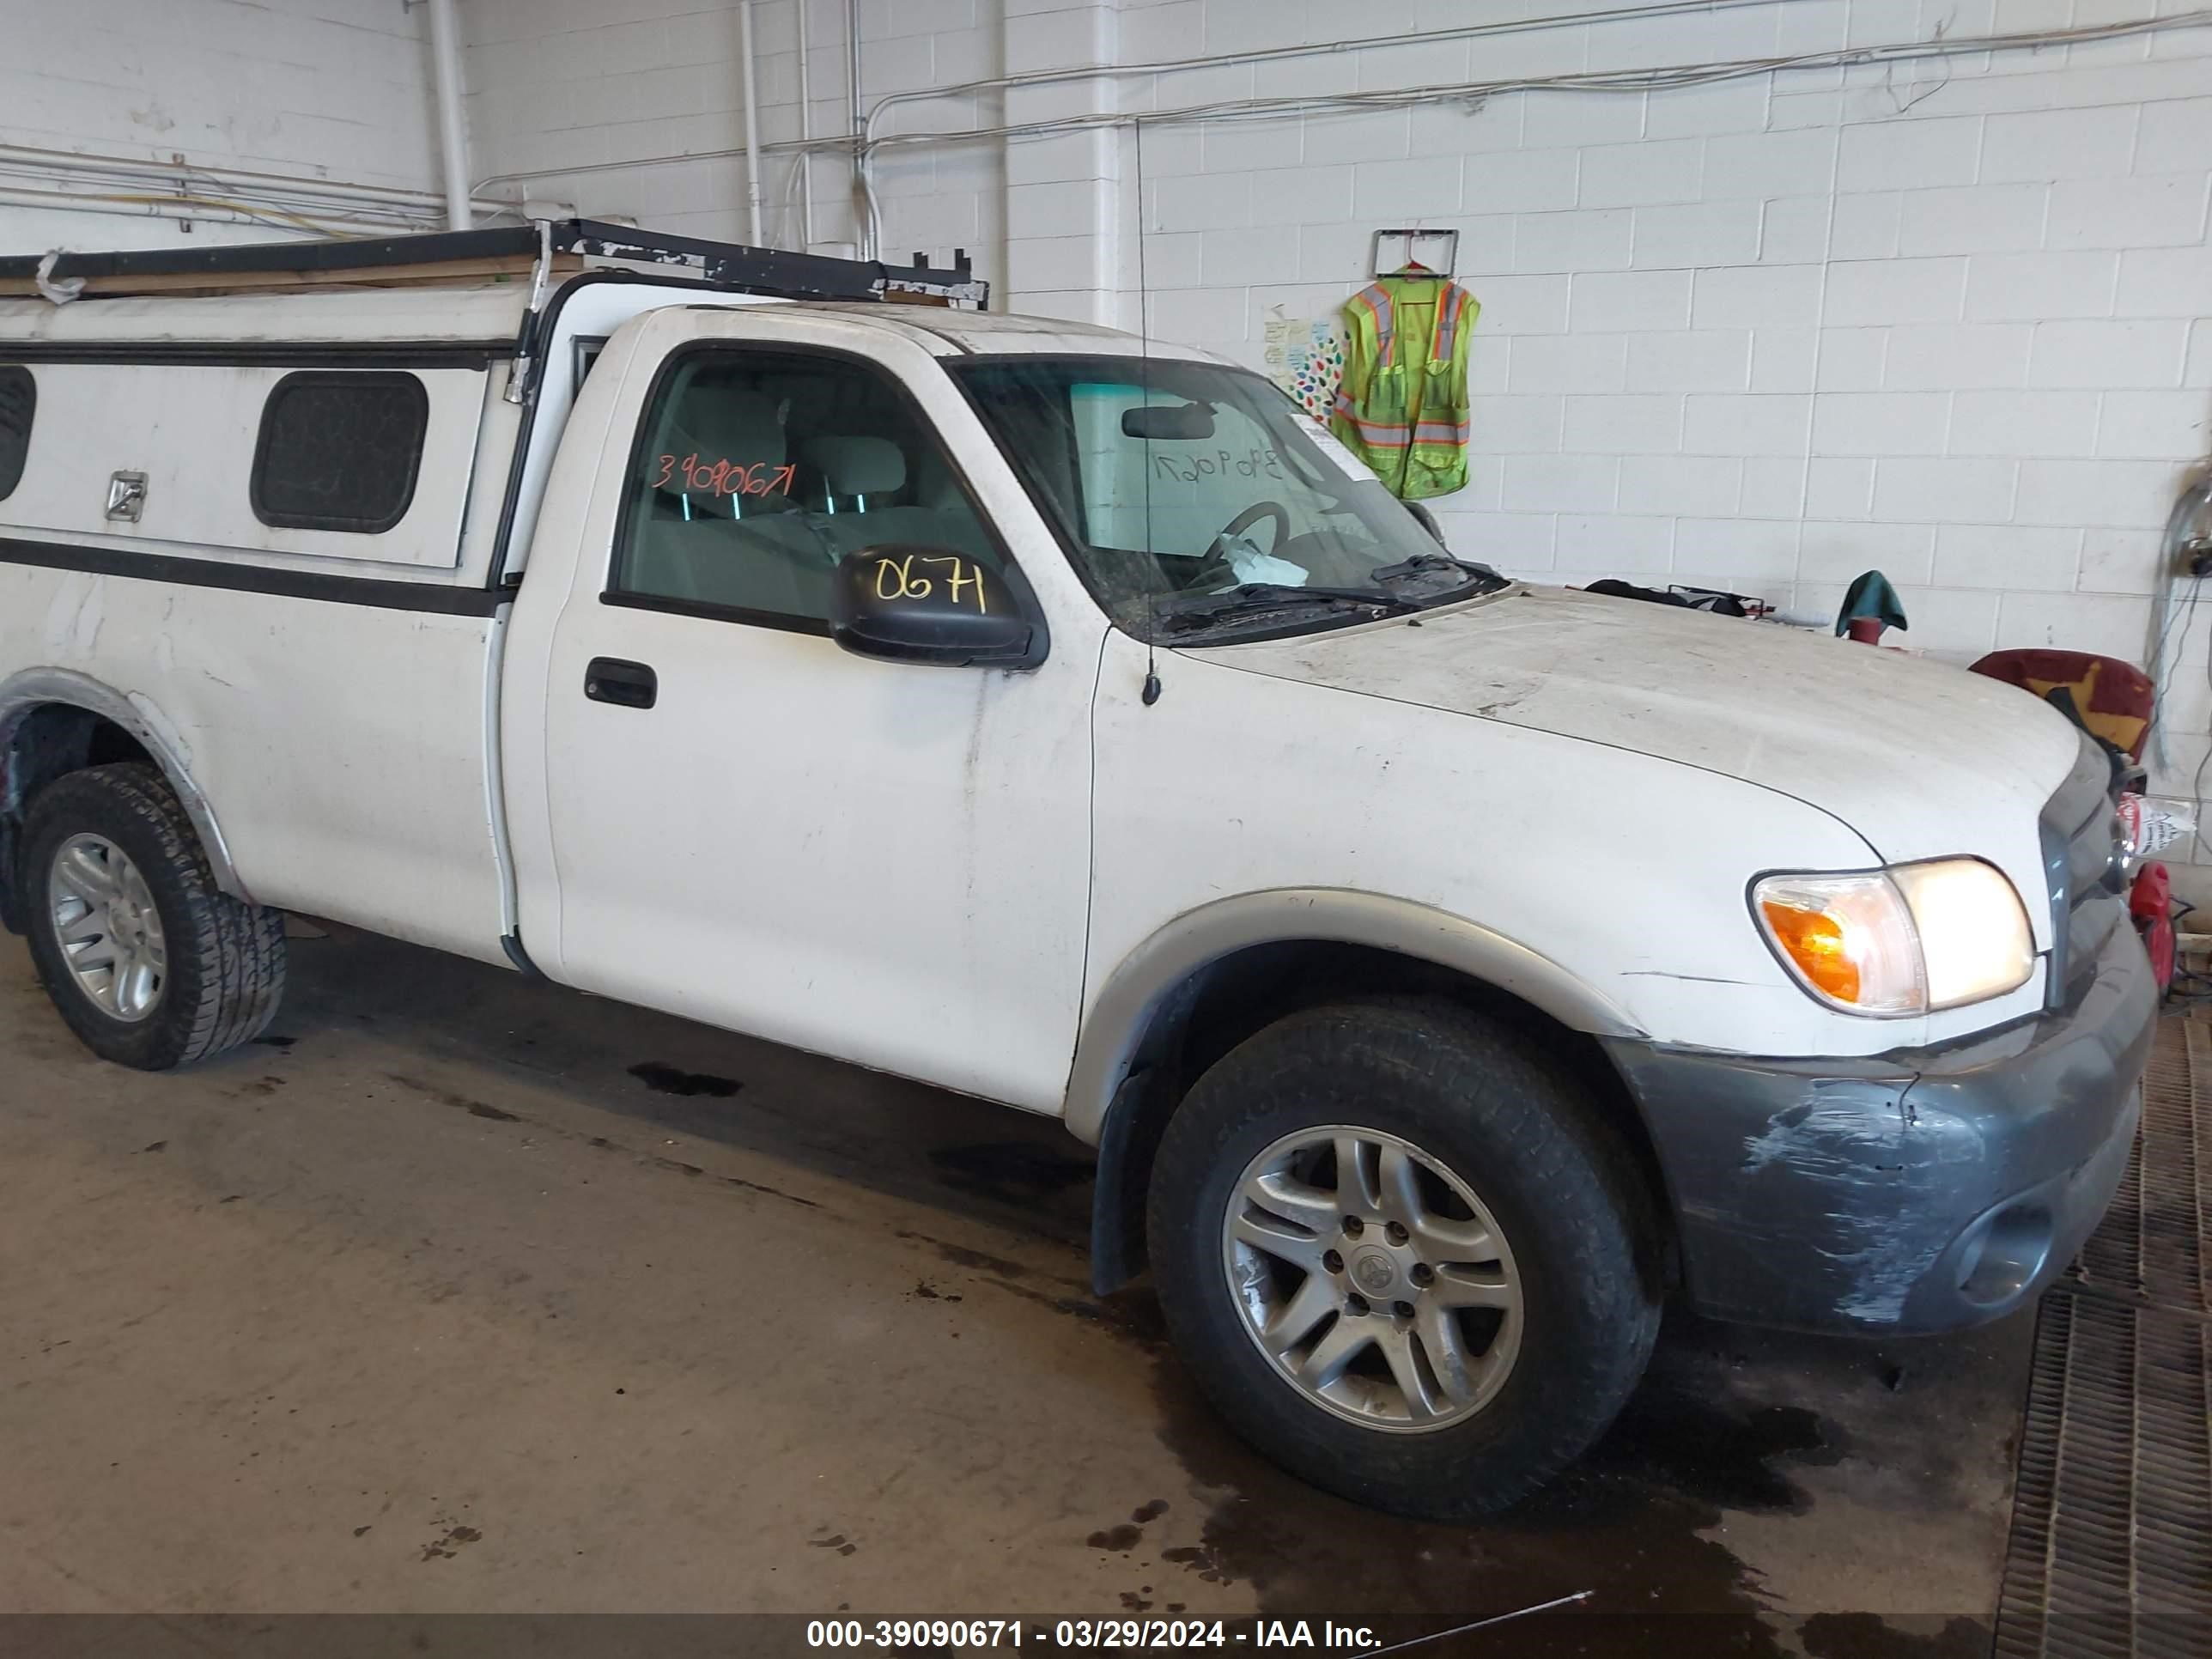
[559,220,979,302]
[0,225,540,283]
[0,218,987,307]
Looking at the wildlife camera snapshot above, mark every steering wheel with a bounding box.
[1215,501,1291,553]
[1168,501,1299,597]
[1180,501,1295,592]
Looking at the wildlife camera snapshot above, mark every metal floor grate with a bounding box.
[1995,1012,2212,1659]
[2069,1018,2208,1314]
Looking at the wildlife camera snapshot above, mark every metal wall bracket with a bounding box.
[104,471,147,522]
[1370,227,1459,278]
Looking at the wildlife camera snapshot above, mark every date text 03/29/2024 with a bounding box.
[805,1620,1380,1650]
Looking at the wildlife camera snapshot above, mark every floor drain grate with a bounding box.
[2069,1017,2207,1313]
[1996,1012,2212,1658]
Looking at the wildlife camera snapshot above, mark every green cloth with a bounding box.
[1835,569,1909,636]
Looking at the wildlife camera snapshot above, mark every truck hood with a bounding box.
[1196,583,2082,865]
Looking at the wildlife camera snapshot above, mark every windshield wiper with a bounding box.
[1370,552,1508,592]
[1152,581,1415,634]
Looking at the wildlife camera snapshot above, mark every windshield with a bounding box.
[951,356,1503,640]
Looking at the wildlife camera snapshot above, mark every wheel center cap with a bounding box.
[1351,1249,1397,1296]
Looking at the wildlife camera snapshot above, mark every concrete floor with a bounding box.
[0,923,2032,1652]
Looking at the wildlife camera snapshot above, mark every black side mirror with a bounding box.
[828,545,1045,668]
[1405,500,1446,545]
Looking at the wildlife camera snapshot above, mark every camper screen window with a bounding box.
[251,372,429,534]
[0,366,32,501]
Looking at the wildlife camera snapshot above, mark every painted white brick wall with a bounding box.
[459,0,2212,854]
[0,0,444,252]
[464,0,1009,279]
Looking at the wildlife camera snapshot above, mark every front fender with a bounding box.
[1060,886,1642,1146]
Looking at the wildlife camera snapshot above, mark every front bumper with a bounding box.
[1603,923,2154,1334]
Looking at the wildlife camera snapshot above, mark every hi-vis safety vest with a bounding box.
[1329,277,1478,501]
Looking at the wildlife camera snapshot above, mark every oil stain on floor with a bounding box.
[628,1061,744,1098]
[1056,1285,1994,1657]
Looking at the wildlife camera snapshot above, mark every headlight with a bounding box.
[1892,859,2036,1009]
[1752,859,2033,1017]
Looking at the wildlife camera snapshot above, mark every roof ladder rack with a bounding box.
[0,219,989,310]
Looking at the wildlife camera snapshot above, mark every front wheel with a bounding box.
[19,763,287,1070]
[1146,999,1661,1519]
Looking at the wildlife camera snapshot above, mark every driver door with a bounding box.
[508,307,1096,1111]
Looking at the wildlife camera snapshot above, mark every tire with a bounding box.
[17,763,286,1070]
[1146,997,1662,1520]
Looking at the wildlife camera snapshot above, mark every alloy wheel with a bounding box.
[1220,1125,1522,1431]
[48,833,167,1022]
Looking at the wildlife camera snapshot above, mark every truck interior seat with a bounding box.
[805,435,999,564]
[630,386,840,617]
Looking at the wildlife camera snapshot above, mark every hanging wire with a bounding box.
[1134,118,1161,708]
[466,5,2212,226]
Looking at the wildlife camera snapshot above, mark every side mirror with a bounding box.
[1404,500,1446,546]
[828,545,1044,668]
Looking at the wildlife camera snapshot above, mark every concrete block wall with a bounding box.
[0,0,446,252]
[463,0,1007,269]
[462,1,2210,758]
[1106,3,2212,844]
[463,0,2212,858]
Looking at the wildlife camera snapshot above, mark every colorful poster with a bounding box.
[1263,311,1344,426]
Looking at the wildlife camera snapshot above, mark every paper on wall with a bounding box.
[1263,310,1343,425]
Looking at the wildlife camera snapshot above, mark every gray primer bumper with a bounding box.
[1603,924,2154,1334]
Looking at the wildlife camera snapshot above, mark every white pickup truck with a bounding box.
[0,222,2152,1519]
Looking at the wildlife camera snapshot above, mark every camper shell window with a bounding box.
[251,371,429,534]
[0,365,32,501]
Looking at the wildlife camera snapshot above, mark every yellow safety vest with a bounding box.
[1329,277,1477,501]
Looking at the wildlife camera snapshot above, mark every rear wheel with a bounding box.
[1147,998,1661,1519]
[18,763,286,1070]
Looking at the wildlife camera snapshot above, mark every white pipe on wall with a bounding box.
[0,143,481,234]
[847,0,866,257]
[470,3,2212,240]
[0,186,392,233]
[4,141,464,210]
[795,0,817,249]
[475,0,1797,213]
[426,0,472,231]
[739,0,765,246]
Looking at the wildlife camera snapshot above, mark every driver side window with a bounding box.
[610,348,1000,631]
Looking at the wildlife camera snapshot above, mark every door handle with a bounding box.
[584,657,657,709]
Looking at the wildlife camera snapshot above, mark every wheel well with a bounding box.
[1089,939,1676,1295]
[0,704,155,933]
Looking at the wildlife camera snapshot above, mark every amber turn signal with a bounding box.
[1749,871,1927,1016]
[1759,898,1861,1006]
